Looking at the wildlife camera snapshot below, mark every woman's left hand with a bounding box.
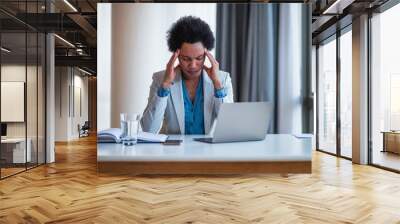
[204,50,222,89]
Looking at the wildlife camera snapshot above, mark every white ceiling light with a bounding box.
[54,34,75,48]
[63,0,78,12]
[78,67,92,76]
[322,0,354,15]
[76,48,85,55]
[1,47,11,53]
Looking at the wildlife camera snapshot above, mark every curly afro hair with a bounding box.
[167,16,215,52]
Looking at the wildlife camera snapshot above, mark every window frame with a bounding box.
[315,24,353,161]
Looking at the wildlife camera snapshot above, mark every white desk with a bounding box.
[1,138,31,163]
[97,134,312,175]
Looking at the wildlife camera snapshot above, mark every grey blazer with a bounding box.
[141,69,234,134]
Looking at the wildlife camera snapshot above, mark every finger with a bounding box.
[205,50,217,65]
[172,50,180,62]
[203,65,211,74]
[172,50,180,65]
[203,50,212,67]
[205,49,215,61]
[168,50,180,66]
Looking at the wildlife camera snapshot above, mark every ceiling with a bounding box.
[0,0,395,75]
[311,0,391,44]
[1,0,98,74]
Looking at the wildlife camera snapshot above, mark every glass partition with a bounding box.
[1,30,28,177]
[38,32,45,165]
[27,31,38,169]
[0,1,46,179]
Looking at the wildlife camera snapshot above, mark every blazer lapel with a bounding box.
[171,69,184,134]
[203,70,214,134]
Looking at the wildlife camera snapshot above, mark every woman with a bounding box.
[141,16,234,135]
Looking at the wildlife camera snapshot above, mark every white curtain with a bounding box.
[216,3,312,134]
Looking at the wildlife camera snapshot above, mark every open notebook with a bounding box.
[97,128,168,143]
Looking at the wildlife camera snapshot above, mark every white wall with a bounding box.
[97,3,216,130]
[54,67,89,141]
[55,67,69,141]
[46,8,56,163]
[72,74,89,137]
[97,3,111,131]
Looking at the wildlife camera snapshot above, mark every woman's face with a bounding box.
[178,42,206,80]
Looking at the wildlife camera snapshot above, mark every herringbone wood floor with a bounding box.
[1,135,400,224]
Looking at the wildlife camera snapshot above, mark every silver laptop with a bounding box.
[194,102,273,143]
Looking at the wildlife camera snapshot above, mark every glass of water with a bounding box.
[120,113,128,139]
[120,113,140,145]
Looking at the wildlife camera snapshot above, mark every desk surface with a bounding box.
[97,134,312,162]
[1,138,27,143]
[381,131,400,134]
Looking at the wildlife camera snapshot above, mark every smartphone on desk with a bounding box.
[163,136,183,145]
[163,139,182,145]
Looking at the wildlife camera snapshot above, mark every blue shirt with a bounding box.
[157,72,228,134]
[182,75,205,135]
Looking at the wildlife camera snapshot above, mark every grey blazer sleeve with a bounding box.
[213,72,234,116]
[140,73,168,134]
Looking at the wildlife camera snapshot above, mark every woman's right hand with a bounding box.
[162,50,180,88]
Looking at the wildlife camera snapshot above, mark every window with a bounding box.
[371,2,400,171]
[317,36,337,155]
[339,28,352,158]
